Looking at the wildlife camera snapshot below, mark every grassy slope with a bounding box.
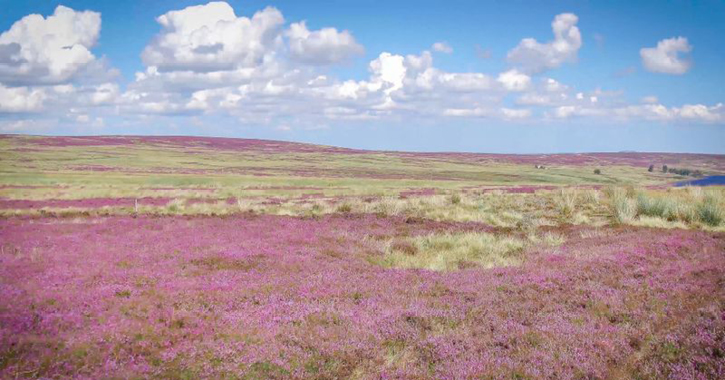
[2,135,723,202]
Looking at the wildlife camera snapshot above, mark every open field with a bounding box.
[1,135,725,379]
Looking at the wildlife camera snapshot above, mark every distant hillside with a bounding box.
[3,134,724,171]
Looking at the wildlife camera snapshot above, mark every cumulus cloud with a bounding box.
[0,85,46,112]
[516,78,569,106]
[4,2,719,133]
[432,42,453,54]
[507,13,582,73]
[142,2,284,72]
[0,4,120,128]
[640,37,692,75]
[287,21,364,65]
[549,101,723,124]
[497,69,531,91]
[501,108,531,119]
[370,52,407,92]
[678,103,723,122]
[0,5,110,85]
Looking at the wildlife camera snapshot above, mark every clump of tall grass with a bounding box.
[165,199,185,213]
[614,197,637,224]
[373,196,404,217]
[605,187,637,224]
[381,232,526,271]
[336,203,353,213]
[379,230,566,271]
[637,193,696,223]
[636,194,671,218]
[616,187,723,228]
[698,194,723,226]
[555,189,577,219]
[582,189,601,205]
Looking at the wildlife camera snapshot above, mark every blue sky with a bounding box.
[1,0,724,153]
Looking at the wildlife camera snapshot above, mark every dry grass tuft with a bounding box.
[377,231,565,271]
[380,232,526,271]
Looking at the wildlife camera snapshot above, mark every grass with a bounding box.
[378,232,527,271]
[698,194,724,226]
[3,186,722,230]
[0,135,708,203]
[555,189,578,219]
[606,186,725,229]
[1,135,723,231]
[375,231,564,271]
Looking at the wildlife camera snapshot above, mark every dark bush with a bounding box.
[594,169,601,175]
[666,167,699,177]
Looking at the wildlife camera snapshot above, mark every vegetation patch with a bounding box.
[376,231,563,271]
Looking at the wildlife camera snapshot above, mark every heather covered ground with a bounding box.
[1,135,725,379]
[1,216,724,379]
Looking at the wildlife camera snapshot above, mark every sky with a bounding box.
[0,0,724,153]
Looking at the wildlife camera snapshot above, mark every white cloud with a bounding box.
[497,69,531,91]
[1,2,720,136]
[640,37,692,75]
[678,103,722,122]
[0,84,46,112]
[369,52,407,92]
[436,72,494,92]
[0,5,108,85]
[287,21,363,65]
[501,108,531,119]
[553,105,577,119]
[113,4,723,128]
[507,13,582,73]
[443,108,492,117]
[89,83,120,105]
[550,102,723,124]
[141,2,284,72]
[432,42,453,54]
[516,78,569,106]
[443,107,530,120]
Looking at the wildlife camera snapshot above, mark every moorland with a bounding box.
[1,134,724,380]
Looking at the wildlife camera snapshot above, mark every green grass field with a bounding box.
[2,135,721,201]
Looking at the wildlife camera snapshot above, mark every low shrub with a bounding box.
[336,203,353,213]
[637,194,670,218]
[698,196,723,226]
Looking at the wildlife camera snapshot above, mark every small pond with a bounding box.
[674,175,725,187]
